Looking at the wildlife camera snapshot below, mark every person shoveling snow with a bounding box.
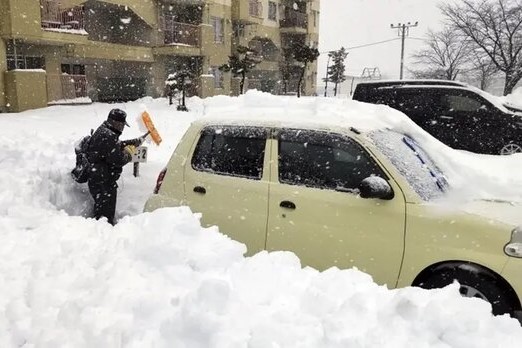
[73,108,148,225]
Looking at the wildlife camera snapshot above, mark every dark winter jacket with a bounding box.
[86,121,139,184]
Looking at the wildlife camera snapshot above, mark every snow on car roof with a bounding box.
[356,79,468,86]
[198,90,415,134]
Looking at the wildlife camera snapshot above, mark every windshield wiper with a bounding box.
[402,136,448,192]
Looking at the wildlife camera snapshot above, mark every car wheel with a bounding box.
[418,266,516,316]
[500,143,522,155]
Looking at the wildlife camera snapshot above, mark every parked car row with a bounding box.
[352,80,522,155]
[145,114,522,321]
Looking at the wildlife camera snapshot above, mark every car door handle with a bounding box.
[280,200,296,210]
[193,186,206,194]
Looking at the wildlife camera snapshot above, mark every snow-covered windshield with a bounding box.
[370,130,448,201]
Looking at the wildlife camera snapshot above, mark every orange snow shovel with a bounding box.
[141,111,162,145]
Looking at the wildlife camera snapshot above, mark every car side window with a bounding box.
[278,129,387,192]
[440,91,490,113]
[395,89,434,113]
[192,126,267,180]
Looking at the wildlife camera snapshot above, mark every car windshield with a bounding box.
[369,130,449,201]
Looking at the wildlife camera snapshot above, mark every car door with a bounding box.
[433,89,498,152]
[266,129,406,287]
[184,125,271,255]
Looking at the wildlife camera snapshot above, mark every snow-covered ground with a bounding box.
[1,92,522,347]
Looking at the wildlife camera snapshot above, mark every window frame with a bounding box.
[6,54,45,71]
[276,128,389,193]
[191,126,269,180]
[211,66,224,89]
[211,16,224,44]
[268,1,277,21]
[440,89,493,114]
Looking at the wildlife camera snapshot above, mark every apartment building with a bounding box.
[0,0,320,112]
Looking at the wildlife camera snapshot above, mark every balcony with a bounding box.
[280,10,308,34]
[164,21,200,47]
[40,0,85,31]
[47,74,89,103]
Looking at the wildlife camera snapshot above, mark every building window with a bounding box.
[6,55,45,70]
[268,2,277,21]
[212,17,224,43]
[313,10,318,27]
[212,66,224,88]
[5,40,46,71]
[233,23,245,38]
[61,64,85,75]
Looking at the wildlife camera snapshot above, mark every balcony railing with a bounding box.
[249,0,263,17]
[280,10,308,29]
[40,0,85,30]
[47,74,88,101]
[164,20,200,47]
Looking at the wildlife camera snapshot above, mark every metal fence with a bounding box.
[47,74,88,101]
[40,0,85,30]
[280,10,308,29]
[164,19,200,46]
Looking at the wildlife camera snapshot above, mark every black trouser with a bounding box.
[88,181,117,225]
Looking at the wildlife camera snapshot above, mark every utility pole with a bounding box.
[390,22,418,79]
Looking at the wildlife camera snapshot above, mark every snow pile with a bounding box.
[1,91,522,347]
[500,86,522,108]
[1,208,521,347]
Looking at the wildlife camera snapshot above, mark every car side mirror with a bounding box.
[359,177,394,200]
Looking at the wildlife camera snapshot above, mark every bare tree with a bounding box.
[467,52,500,91]
[410,28,471,80]
[440,0,522,95]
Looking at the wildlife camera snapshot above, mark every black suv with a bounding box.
[352,80,522,155]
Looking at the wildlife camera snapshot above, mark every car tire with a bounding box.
[500,143,522,155]
[418,265,516,316]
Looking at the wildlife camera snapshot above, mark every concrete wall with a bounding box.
[0,40,6,112]
[3,0,42,39]
[202,1,233,96]
[4,71,47,112]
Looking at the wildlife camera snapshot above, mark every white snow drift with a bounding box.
[0,91,521,347]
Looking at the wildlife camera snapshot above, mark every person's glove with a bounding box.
[124,145,136,156]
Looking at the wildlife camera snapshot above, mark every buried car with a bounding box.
[144,117,522,320]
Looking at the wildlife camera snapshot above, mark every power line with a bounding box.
[407,37,428,42]
[320,38,401,54]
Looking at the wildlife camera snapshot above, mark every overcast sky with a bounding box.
[319,0,447,80]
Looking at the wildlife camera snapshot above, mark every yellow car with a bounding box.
[144,118,522,320]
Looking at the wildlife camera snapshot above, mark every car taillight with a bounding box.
[153,167,167,194]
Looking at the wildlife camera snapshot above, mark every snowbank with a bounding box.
[1,91,522,347]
